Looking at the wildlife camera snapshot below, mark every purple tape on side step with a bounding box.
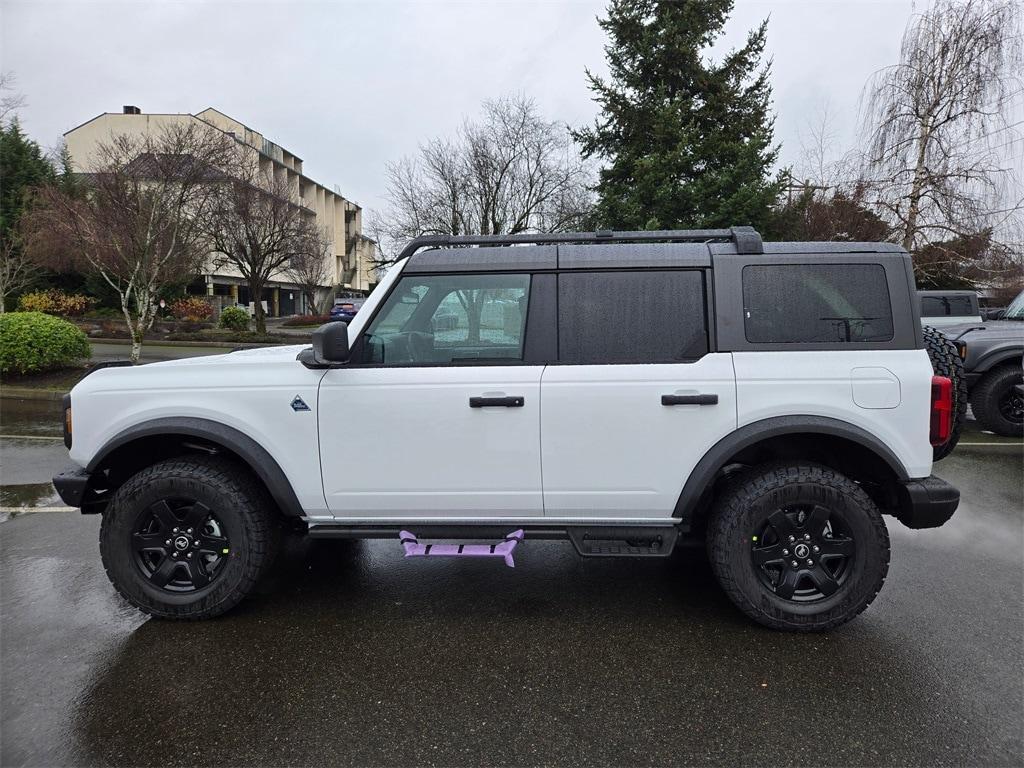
[398,529,524,567]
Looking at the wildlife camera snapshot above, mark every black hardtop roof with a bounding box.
[402,229,908,273]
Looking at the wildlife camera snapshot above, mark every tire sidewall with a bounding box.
[101,468,257,614]
[713,470,889,630]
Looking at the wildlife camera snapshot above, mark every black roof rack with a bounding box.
[397,226,763,261]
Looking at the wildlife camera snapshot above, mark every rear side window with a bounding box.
[557,270,708,363]
[742,264,894,344]
[921,295,974,317]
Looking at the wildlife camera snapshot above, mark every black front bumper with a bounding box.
[52,466,91,508]
[894,476,960,529]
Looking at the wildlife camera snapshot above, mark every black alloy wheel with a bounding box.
[750,504,855,602]
[132,498,231,592]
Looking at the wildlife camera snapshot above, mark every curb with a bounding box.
[87,338,289,349]
[1,387,66,401]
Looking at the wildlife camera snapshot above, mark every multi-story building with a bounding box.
[65,106,376,316]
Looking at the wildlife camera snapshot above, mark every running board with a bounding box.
[567,526,678,557]
[399,529,524,567]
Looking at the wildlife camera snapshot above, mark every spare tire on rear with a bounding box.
[922,325,967,461]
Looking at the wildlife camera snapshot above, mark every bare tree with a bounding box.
[25,123,233,361]
[860,0,1023,257]
[202,155,312,334]
[0,236,37,312]
[284,224,334,315]
[0,72,26,123]
[372,94,593,266]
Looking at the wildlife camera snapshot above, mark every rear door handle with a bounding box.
[470,396,525,408]
[661,394,718,406]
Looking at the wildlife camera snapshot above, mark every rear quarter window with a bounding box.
[742,264,894,344]
[921,295,974,317]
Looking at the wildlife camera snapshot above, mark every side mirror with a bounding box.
[311,322,350,364]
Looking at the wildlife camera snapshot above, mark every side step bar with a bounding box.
[400,529,524,567]
[567,527,678,557]
[306,523,682,559]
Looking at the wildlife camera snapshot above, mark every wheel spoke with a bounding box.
[805,505,830,536]
[149,556,179,587]
[819,537,854,557]
[132,531,167,551]
[809,564,839,597]
[187,558,211,588]
[181,501,212,530]
[149,500,178,530]
[767,510,796,539]
[196,535,229,554]
[752,543,785,566]
[774,569,800,600]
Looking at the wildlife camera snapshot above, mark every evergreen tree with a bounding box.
[575,0,783,231]
[0,118,55,247]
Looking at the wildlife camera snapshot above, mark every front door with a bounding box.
[318,271,544,519]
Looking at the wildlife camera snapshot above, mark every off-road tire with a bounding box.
[923,324,967,460]
[707,463,890,632]
[970,363,1024,437]
[99,456,278,619]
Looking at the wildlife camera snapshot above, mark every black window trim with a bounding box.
[712,252,922,352]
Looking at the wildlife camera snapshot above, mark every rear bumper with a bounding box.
[894,476,960,529]
[52,465,90,508]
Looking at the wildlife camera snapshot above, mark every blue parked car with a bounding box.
[329,299,365,323]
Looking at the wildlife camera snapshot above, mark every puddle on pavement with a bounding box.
[0,482,62,509]
[0,398,64,437]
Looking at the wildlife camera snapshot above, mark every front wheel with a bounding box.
[99,457,278,619]
[707,463,890,632]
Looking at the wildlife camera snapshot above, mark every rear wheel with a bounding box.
[707,463,890,632]
[922,324,967,460]
[970,364,1024,437]
[99,456,278,619]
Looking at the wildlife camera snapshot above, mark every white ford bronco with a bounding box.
[53,228,961,631]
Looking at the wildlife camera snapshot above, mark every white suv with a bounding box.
[53,228,960,631]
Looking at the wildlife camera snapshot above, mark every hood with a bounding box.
[944,320,1024,342]
[143,344,309,369]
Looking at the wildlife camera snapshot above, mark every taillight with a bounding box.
[930,376,953,446]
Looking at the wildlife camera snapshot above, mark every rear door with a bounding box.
[540,269,737,520]
[319,271,546,519]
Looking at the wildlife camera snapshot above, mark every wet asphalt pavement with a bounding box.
[1,402,1022,767]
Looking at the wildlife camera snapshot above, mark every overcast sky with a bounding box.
[2,0,953,216]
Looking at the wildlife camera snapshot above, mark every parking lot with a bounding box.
[1,398,1021,767]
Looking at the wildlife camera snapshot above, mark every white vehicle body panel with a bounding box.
[732,349,934,480]
[67,346,331,516]
[318,365,545,518]
[539,355,737,519]
[922,314,983,328]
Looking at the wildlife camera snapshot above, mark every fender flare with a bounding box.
[673,415,911,523]
[973,347,1022,374]
[87,417,305,517]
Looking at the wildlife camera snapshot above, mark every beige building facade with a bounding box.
[65,106,376,316]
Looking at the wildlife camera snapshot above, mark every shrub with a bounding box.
[18,290,94,317]
[0,312,91,375]
[219,306,250,331]
[169,297,213,323]
[282,314,332,327]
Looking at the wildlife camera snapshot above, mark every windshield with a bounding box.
[1004,291,1024,320]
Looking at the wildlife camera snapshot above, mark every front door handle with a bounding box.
[661,394,718,406]
[470,396,525,408]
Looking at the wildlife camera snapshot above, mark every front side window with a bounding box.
[742,264,894,343]
[557,270,708,364]
[361,273,531,365]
